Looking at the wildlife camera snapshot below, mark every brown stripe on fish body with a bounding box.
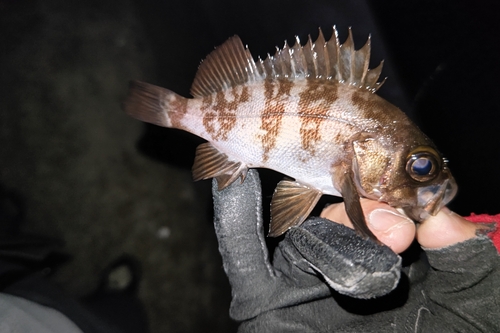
[298,80,339,155]
[260,79,293,162]
[202,85,250,141]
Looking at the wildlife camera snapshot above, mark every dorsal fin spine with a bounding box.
[326,26,340,81]
[365,60,385,92]
[310,35,320,78]
[303,37,315,78]
[339,28,354,84]
[290,41,302,78]
[257,56,264,77]
[357,36,371,86]
[277,43,290,78]
[244,47,259,81]
[314,29,327,79]
[263,54,273,78]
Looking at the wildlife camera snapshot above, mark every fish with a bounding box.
[122,26,457,240]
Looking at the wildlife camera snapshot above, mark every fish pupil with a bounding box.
[412,157,433,175]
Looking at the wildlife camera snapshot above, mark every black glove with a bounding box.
[212,170,401,328]
[212,170,500,332]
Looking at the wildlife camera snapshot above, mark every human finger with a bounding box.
[320,199,416,253]
[416,207,484,249]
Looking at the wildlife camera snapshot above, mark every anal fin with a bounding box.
[340,170,378,241]
[269,180,322,237]
[192,142,247,190]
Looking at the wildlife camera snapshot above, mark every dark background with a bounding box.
[1,1,498,332]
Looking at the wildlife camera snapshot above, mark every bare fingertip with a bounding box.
[368,209,415,253]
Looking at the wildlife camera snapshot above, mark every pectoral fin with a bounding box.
[269,180,322,237]
[192,143,247,190]
[340,170,378,241]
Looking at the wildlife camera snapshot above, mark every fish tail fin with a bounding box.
[122,80,188,129]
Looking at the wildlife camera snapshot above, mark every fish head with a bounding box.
[351,135,457,222]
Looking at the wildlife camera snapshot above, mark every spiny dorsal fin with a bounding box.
[190,26,385,98]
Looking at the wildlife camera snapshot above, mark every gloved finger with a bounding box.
[321,199,415,254]
[212,170,276,320]
[286,217,401,299]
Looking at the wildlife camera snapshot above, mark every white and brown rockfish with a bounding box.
[123,27,457,240]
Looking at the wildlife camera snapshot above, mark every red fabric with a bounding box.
[464,213,500,252]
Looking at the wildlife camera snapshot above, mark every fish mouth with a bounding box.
[403,176,458,222]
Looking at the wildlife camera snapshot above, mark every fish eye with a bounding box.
[406,148,440,182]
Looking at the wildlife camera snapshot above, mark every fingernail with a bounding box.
[368,209,413,232]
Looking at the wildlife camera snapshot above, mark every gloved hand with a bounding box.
[212,170,500,332]
[212,170,401,325]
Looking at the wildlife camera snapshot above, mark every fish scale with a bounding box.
[123,26,457,241]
